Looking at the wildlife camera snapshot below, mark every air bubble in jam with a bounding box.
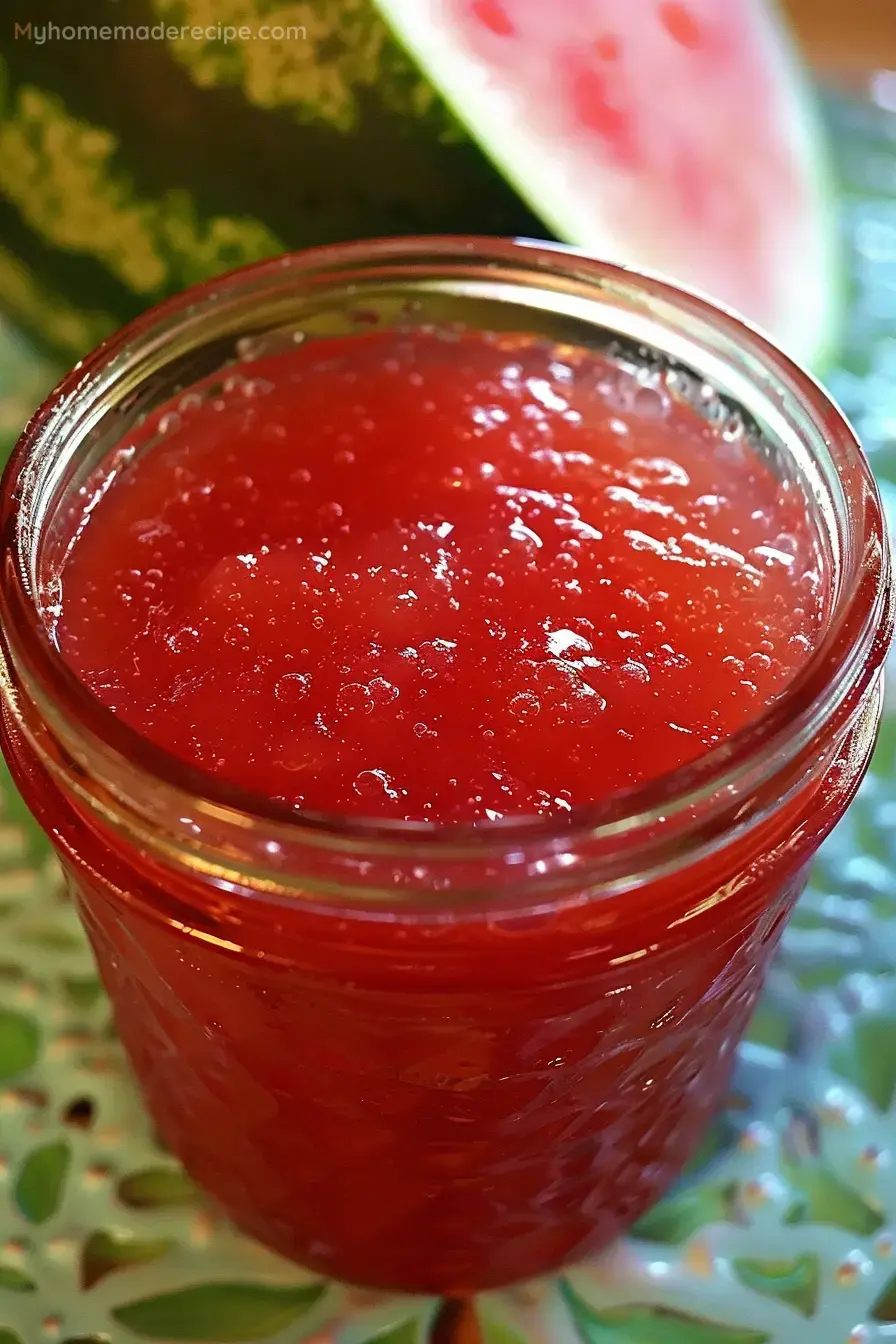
[224,623,250,649]
[275,673,311,703]
[369,677,399,704]
[54,328,826,824]
[158,412,182,436]
[336,683,375,717]
[510,692,541,721]
[632,385,670,420]
[167,625,200,655]
[353,768,401,801]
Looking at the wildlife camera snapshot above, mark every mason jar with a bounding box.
[0,238,891,1293]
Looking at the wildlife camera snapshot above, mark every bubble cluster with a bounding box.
[54,328,825,823]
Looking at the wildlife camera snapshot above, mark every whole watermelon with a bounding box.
[0,0,835,366]
[0,0,540,359]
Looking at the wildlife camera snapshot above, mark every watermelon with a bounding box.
[0,0,836,367]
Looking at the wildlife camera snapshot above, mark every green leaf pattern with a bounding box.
[112,1281,326,1340]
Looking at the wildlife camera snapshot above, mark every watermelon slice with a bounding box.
[375,0,839,368]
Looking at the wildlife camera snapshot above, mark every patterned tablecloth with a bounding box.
[4,87,896,1344]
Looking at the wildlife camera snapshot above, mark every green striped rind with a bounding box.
[0,82,282,296]
[0,0,539,359]
[150,0,460,135]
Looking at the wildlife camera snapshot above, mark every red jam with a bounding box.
[55,330,824,820]
[20,325,859,1294]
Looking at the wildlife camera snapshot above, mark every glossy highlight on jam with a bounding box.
[55,330,825,822]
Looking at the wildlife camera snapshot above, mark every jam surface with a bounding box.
[55,329,824,820]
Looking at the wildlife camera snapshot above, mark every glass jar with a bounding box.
[0,238,891,1295]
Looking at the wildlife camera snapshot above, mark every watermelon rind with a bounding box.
[374,0,842,372]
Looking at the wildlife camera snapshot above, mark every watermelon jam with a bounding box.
[0,244,888,1297]
[54,332,824,819]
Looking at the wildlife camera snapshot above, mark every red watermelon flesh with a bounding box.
[377,0,837,367]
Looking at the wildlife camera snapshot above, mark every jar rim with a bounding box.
[0,235,892,875]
